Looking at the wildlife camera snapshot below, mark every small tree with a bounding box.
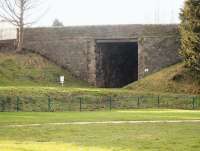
[0,0,43,51]
[52,18,64,27]
[179,0,200,72]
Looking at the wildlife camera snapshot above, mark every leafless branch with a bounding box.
[0,0,46,51]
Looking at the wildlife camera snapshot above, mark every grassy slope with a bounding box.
[0,52,89,87]
[0,110,200,151]
[126,63,200,95]
[0,52,199,97]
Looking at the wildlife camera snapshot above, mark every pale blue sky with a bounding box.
[0,0,185,27]
[35,0,185,26]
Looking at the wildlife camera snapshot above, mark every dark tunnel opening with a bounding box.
[96,41,138,88]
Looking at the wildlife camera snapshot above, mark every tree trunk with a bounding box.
[17,0,24,52]
[17,26,24,52]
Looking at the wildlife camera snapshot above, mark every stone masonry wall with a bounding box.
[138,35,180,78]
[23,24,181,86]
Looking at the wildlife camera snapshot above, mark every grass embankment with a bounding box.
[0,52,199,97]
[0,60,199,98]
[0,110,200,151]
[0,53,199,111]
[0,52,89,87]
[0,51,145,97]
[126,63,200,95]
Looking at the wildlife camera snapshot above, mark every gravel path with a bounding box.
[4,120,200,128]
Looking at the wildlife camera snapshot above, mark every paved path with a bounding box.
[4,120,200,128]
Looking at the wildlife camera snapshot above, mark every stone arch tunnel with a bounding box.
[95,39,138,88]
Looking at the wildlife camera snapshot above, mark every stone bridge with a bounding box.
[23,24,181,88]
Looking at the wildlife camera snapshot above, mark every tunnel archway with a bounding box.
[96,39,138,88]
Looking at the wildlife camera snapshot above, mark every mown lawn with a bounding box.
[0,110,200,126]
[1,123,200,151]
[0,110,200,151]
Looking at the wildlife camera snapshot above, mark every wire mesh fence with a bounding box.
[0,95,199,112]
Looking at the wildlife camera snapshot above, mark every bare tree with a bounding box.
[0,0,43,51]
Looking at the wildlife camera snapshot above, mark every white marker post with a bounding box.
[144,68,149,73]
[60,76,64,87]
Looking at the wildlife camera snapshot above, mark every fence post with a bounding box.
[137,97,140,108]
[16,96,20,112]
[157,96,160,108]
[0,100,1,112]
[0,99,5,112]
[109,96,112,111]
[68,97,71,111]
[80,97,82,112]
[48,96,52,112]
[192,97,195,110]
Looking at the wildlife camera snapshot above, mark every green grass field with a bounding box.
[0,50,200,150]
[0,110,200,151]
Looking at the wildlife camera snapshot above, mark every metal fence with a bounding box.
[0,95,200,112]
